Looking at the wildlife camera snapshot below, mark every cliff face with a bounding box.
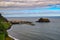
[0,14,12,30]
[0,14,13,40]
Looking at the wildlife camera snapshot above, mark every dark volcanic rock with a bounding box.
[36,18,50,22]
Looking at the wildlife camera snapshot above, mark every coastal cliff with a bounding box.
[0,14,13,40]
[0,13,35,40]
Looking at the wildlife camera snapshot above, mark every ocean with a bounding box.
[6,17,60,40]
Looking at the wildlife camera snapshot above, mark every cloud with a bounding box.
[0,0,60,8]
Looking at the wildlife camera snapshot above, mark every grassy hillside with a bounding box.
[0,14,13,40]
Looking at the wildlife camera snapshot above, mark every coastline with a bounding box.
[8,35,19,40]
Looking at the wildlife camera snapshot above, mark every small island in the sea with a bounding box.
[36,18,50,22]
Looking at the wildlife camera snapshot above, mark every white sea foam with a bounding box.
[8,35,19,40]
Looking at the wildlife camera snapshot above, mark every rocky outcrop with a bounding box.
[9,20,35,26]
[36,18,50,22]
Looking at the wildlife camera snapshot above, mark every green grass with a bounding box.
[0,15,13,40]
[1,22,12,30]
[0,33,5,40]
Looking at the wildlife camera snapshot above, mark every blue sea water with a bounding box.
[7,17,60,40]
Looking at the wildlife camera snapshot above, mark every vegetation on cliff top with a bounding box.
[0,13,13,40]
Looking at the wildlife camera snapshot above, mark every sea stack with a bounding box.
[36,18,50,22]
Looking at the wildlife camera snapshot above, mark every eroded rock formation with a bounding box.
[36,18,50,22]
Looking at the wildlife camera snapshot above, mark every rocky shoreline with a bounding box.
[9,20,35,26]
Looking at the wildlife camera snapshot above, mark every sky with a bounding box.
[0,0,60,7]
[0,0,60,17]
